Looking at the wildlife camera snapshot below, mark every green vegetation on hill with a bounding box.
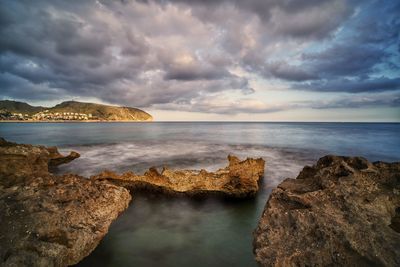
[0,100,153,121]
[0,100,44,115]
[50,101,152,121]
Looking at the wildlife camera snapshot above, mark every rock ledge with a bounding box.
[253,155,400,267]
[0,139,131,266]
[92,155,265,198]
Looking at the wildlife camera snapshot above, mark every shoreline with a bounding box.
[0,120,398,124]
[1,135,399,266]
[0,120,153,123]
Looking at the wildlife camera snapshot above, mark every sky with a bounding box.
[0,0,399,121]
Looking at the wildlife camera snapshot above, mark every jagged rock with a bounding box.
[253,155,400,267]
[92,155,265,198]
[47,147,80,167]
[0,139,131,267]
[0,138,265,266]
[0,138,80,185]
[0,175,130,267]
[0,138,50,185]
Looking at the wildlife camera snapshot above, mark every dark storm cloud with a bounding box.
[0,0,158,104]
[263,61,319,82]
[0,1,108,58]
[211,0,400,96]
[148,0,354,39]
[0,72,65,101]
[299,77,400,93]
[163,60,232,81]
[0,0,257,107]
[164,69,226,81]
[302,45,387,78]
[0,0,398,114]
[280,0,400,93]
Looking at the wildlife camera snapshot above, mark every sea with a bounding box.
[1,122,399,267]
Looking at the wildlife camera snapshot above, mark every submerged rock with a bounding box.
[0,138,131,266]
[92,155,265,198]
[253,155,400,267]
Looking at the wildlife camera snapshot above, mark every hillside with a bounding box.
[0,100,153,121]
[50,101,153,121]
[0,100,44,115]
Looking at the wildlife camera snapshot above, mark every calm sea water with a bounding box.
[1,122,399,267]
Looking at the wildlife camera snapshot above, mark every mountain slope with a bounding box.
[0,100,45,115]
[0,100,153,121]
[50,101,153,121]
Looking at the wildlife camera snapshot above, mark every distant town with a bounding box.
[0,110,97,121]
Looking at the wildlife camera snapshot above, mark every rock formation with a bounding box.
[0,138,80,185]
[0,138,131,266]
[47,147,80,167]
[0,138,265,266]
[92,155,265,198]
[253,155,400,267]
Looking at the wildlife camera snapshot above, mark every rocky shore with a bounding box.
[0,138,265,266]
[0,138,131,266]
[253,155,400,266]
[6,137,399,267]
[91,155,265,198]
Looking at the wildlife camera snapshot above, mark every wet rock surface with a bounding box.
[91,155,265,198]
[0,138,131,267]
[253,155,400,267]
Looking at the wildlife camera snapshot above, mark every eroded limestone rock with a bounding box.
[47,146,80,167]
[0,138,80,185]
[92,155,265,198]
[0,138,130,267]
[253,155,400,267]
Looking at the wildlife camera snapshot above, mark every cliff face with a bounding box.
[0,139,131,266]
[92,155,265,198]
[253,155,400,267]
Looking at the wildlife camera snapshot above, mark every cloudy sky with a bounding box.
[0,0,399,121]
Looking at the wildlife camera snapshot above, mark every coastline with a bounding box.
[0,138,264,265]
[1,124,399,267]
[0,119,153,123]
[1,120,398,123]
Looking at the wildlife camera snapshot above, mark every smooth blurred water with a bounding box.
[0,122,399,267]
